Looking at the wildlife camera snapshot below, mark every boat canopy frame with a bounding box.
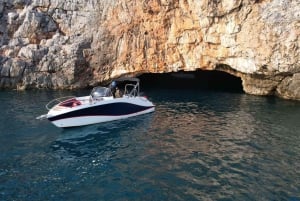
[109,78,140,97]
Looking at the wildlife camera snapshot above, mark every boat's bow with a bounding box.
[36,114,48,120]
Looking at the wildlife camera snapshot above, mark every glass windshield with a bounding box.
[91,87,111,98]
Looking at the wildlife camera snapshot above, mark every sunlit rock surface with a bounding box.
[0,0,299,100]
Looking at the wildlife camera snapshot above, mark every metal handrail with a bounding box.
[124,84,139,97]
[45,96,75,110]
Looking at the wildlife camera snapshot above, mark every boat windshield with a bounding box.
[91,87,112,98]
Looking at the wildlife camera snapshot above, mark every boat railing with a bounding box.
[124,84,139,97]
[46,96,76,110]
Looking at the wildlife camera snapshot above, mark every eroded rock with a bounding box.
[0,0,299,100]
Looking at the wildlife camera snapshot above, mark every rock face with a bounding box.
[0,0,299,100]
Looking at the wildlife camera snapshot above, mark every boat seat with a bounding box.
[59,98,82,108]
[72,100,82,107]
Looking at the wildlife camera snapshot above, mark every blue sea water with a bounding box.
[0,87,300,201]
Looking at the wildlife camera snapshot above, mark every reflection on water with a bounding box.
[141,90,300,200]
[51,115,154,160]
[0,89,300,201]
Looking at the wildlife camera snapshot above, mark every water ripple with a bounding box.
[1,90,300,200]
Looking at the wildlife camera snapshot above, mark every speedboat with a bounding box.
[37,78,155,128]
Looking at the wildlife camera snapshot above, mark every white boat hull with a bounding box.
[51,107,154,128]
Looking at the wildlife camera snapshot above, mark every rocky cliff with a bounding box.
[0,0,299,100]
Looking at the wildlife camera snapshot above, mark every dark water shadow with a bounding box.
[50,114,154,160]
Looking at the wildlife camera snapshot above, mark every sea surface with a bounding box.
[0,85,300,200]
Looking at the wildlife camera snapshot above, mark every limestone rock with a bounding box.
[276,73,300,100]
[0,0,299,100]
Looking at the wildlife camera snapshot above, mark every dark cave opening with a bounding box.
[138,70,243,93]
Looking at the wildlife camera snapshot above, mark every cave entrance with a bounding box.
[138,70,243,93]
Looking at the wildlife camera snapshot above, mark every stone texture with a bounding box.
[0,0,299,100]
[276,73,300,100]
